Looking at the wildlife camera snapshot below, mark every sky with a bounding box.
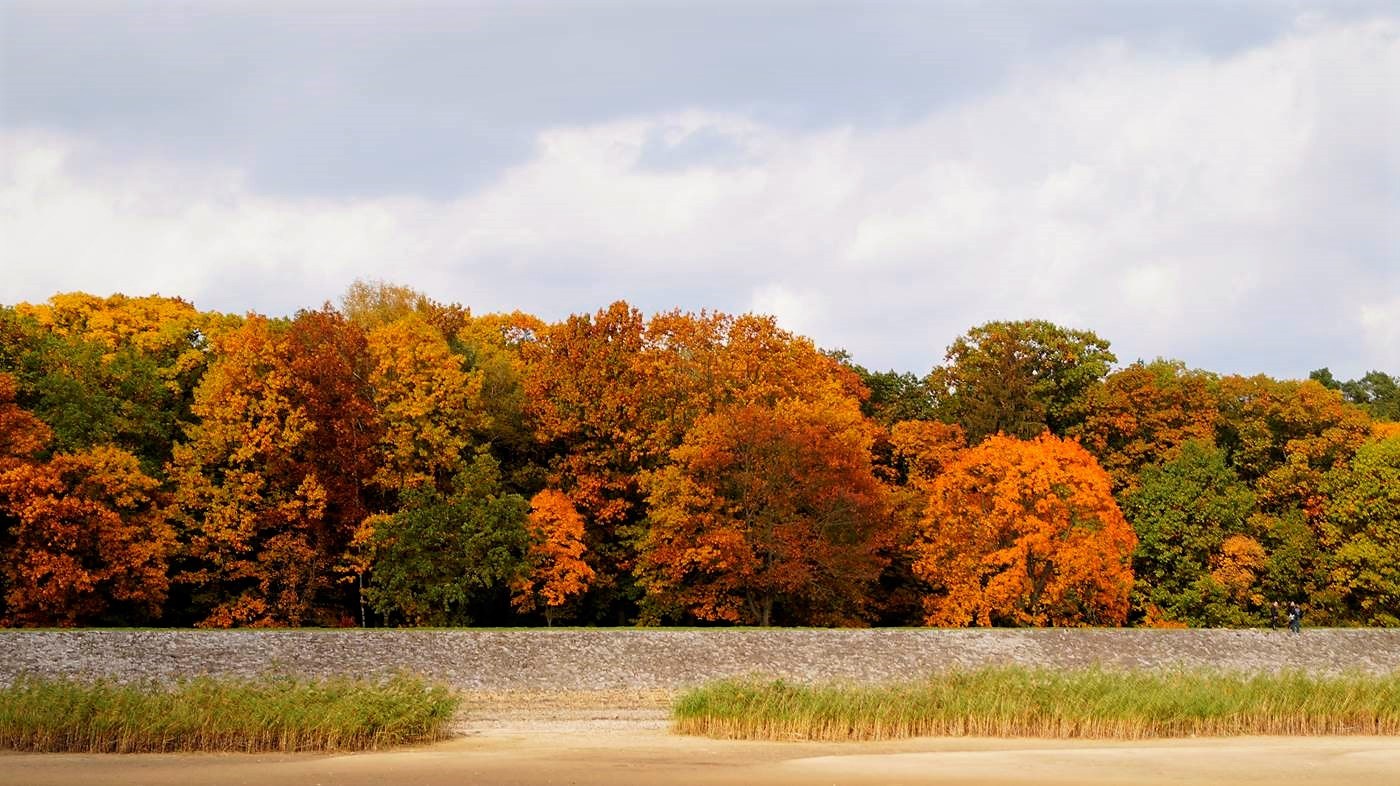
[2,1,1398,378]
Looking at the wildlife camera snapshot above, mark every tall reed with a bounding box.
[674,667,1400,741]
[0,674,459,753]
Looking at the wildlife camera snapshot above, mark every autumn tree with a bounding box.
[340,279,468,339]
[912,434,1136,627]
[1,306,199,473]
[361,451,529,626]
[1121,441,1262,626]
[366,314,485,494]
[512,489,594,626]
[524,304,868,622]
[0,373,51,466]
[1316,437,1400,625]
[170,309,380,627]
[1215,376,1372,516]
[1072,360,1219,492]
[0,445,174,626]
[636,393,889,626]
[454,310,549,485]
[887,420,966,492]
[927,320,1116,443]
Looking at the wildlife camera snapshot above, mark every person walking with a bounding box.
[1288,601,1302,635]
[1270,601,1281,629]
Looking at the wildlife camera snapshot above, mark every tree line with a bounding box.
[1,284,1397,628]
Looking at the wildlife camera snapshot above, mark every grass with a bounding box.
[0,674,459,753]
[673,667,1400,741]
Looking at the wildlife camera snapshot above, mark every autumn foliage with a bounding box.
[1,287,1397,628]
[513,489,594,625]
[912,434,1136,627]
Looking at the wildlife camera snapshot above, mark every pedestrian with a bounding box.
[1270,601,1281,629]
[1288,601,1302,635]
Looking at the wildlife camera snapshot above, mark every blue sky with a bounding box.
[2,1,1397,377]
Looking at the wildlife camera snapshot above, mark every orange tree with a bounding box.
[170,309,380,627]
[522,303,871,623]
[512,489,594,626]
[635,392,889,627]
[912,433,1136,627]
[0,444,173,626]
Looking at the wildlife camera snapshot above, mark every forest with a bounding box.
[1,283,1397,629]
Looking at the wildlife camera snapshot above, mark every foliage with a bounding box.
[1317,437,1400,625]
[0,372,51,465]
[912,434,1136,626]
[1214,376,1372,516]
[366,314,485,493]
[927,320,1116,443]
[2,287,1397,629]
[1312,367,1400,422]
[362,451,529,626]
[340,279,468,339]
[512,489,594,625]
[637,395,889,626]
[170,310,379,627]
[1121,441,1261,626]
[0,446,173,626]
[887,419,965,491]
[1072,360,1219,492]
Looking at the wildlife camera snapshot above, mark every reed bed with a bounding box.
[673,667,1400,741]
[0,674,459,753]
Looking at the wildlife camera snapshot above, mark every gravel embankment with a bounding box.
[3,629,1397,691]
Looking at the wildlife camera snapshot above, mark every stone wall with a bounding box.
[5,629,1397,690]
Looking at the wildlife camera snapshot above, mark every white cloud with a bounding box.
[2,17,1397,377]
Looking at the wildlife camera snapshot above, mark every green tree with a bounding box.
[361,451,529,626]
[927,320,1116,443]
[1122,441,1261,626]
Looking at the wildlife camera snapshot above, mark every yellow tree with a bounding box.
[1216,376,1373,516]
[912,434,1136,627]
[512,489,594,626]
[366,314,485,493]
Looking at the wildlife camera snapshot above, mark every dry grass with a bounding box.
[0,674,459,753]
[674,667,1400,741]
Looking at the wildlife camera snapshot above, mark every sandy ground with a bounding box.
[6,705,1400,786]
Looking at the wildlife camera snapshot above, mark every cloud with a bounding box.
[2,16,1397,378]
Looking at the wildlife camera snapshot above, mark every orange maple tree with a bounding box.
[0,373,50,465]
[0,445,173,626]
[912,433,1136,627]
[636,394,889,626]
[512,489,594,626]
